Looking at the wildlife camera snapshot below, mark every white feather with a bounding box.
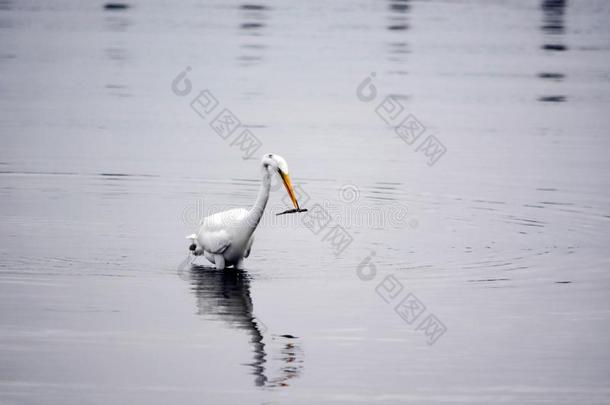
[186,153,298,270]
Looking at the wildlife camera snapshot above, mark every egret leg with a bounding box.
[235,258,245,270]
[213,254,225,270]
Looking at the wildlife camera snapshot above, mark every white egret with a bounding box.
[186,153,306,270]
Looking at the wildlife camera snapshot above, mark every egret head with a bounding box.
[262,153,299,210]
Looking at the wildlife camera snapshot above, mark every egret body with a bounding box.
[186,153,302,270]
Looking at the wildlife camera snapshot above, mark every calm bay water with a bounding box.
[1,0,610,403]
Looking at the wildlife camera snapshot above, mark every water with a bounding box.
[1,0,610,403]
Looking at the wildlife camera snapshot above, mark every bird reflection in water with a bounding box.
[537,0,568,103]
[186,265,303,387]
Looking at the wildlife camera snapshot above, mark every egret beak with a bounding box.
[279,171,299,210]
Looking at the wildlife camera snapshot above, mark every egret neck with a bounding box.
[245,165,272,233]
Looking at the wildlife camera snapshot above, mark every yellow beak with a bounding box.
[280,171,299,210]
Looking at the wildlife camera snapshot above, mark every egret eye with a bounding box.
[267,154,273,158]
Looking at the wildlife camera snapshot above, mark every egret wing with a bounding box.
[199,229,232,254]
[196,208,249,254]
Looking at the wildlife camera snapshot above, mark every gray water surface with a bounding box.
[1,0,610,404]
